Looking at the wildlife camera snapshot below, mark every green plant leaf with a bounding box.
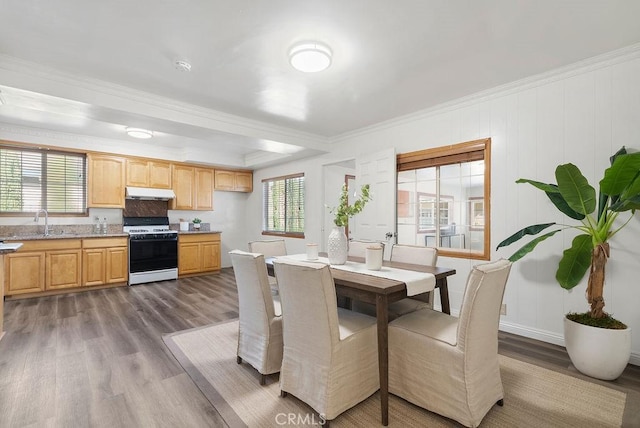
[556,234,593,289]
[610,194,640,212]
[600,153,640,196]
[506,229,562,262]
[515,179,559,193]
[545,191,585,220]
[609,146,627,166]
[496,222,556,250]
[556,163,596,215]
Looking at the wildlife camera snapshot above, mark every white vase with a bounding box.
[327,226,348,265]
[563,316,631,380]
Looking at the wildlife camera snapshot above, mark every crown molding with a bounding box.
[0,123,177,160]
[330,42,640,144]
[0,54,328,147]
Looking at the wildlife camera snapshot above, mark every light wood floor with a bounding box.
[1,268,639,427]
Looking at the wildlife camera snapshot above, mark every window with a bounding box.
[262,173,305,237]
[0,145,87,215]
[397,138,491,260]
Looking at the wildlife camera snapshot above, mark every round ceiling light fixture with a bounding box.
[125,127,154,139]
[289,42,332,73]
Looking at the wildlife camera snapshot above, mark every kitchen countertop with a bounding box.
[2,232,129,241]
[2,231,222,241]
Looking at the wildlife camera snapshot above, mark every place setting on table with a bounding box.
[276,243,437,297]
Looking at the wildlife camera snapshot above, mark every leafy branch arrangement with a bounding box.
[330,184,371,227]
[497,146,640,325]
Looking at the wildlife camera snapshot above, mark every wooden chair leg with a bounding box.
[280,390,288,398]
[497,399,504,407]
[236,356,242,364]
[260,374,266,385]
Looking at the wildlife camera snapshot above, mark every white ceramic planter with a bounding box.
[563,316,631,380]
[327,226,348,265]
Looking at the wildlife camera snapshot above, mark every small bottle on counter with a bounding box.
[94,217,101,234]
[101,217,108,235]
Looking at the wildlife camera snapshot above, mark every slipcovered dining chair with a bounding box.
[273,259,379,425]
[248,239,287,290]
[248,239,287,258]
[352,244,438,320]
[388,259,512,427]
[347,239,385,259]
[229,249,283,385]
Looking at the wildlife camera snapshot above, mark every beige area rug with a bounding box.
[164,320,627,427]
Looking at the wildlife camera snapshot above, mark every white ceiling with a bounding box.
[1,1,640,169]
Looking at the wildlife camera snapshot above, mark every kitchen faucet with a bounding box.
[34,209,50,236]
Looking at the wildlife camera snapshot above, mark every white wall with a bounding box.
[248,47,640,365]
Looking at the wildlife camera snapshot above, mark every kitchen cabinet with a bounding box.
[172,165,214,211]
[46,248,82,290]
[178,233,221,276]
[214,169,253,192]
[4,238,128,297]
[126,158,172,189]
[82,237,128,286]
[88,154,125,208]
[5,251,45,294]
[4,239,82,295]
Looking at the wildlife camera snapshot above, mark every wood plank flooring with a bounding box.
[1,267,639,427]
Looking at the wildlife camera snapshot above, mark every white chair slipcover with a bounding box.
[273,259,379,423]
[388,259,512,428]
[230,249,283,385]
[347,239,385,259]
[352,244,438,319]
[248,239,287,257]
[248,239,287,290]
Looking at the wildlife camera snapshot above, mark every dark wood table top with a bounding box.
[266,254,456,296]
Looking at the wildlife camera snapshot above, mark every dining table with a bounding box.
[265,253,456,426]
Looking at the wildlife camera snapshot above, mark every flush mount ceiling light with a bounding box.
[126,127,153,139]
[289,42,332,73]
[174,60,192,72]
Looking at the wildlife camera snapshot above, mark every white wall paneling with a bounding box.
[246,47,640,365]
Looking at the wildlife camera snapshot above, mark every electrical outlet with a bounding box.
[500,303,507,315]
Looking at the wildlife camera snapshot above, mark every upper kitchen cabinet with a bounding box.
[214,169,253,192]
[172,164,214,211]
[88,154,125,208]
[126,158,172,189]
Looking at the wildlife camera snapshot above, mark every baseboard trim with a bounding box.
[499,320,640,367]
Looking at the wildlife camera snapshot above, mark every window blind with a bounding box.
[0,146,87,215]
[262,173,304,236]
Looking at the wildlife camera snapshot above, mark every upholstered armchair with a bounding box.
[273,259,379,425]
[229,249,283,385]
[388,259,512,427]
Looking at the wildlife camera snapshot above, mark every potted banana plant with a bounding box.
[497,146,640,380]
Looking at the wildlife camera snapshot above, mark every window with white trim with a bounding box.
[262,173,305,237]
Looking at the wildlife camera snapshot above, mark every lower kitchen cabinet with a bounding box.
[82,237,128,286]
[5,251,46,295]
[4,239,82,295]
[47,248,82,290]
[178,233,221,276]
[4,237,128,297]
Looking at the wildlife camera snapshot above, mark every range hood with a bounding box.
[125,186,176,200]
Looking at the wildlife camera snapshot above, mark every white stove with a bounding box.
[123,217,178,285]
